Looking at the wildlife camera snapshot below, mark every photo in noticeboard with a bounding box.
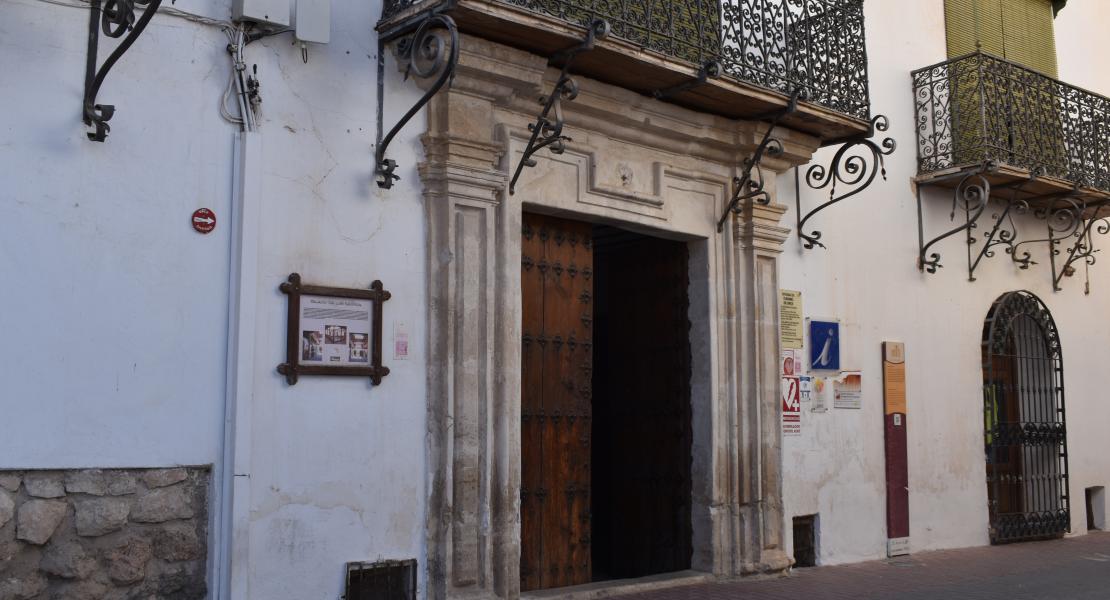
[302,331,324,362]
[324,324,348,345]
[349,333,369,363]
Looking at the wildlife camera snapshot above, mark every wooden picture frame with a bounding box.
[276,273,391,386]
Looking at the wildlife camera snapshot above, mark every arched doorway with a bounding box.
[981,291,1071,544]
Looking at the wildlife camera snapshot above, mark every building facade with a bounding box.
[0,0,1107,598]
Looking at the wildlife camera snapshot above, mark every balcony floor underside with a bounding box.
[917,163,1110,216]
[380,2,871,144]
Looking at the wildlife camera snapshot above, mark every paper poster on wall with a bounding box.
[834,371,863,409]
[781,349,802,377]
[780,290,803,350]
[811,376,830,412]
[303,296,373,366]
[782,376,801,436]
[799,375,813,404]
[809,319,840,371]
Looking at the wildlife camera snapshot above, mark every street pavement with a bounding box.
[618,532,1110,600]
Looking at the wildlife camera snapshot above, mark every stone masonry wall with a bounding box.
[0,467,209,600]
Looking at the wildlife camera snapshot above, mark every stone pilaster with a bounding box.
[733,192,794,574]
[419,40,530,599]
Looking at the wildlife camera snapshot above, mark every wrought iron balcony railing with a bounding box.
[378,0,871,126]
[913,51,1110,194]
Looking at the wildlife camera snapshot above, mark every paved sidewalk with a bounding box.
[619,532,1110,600]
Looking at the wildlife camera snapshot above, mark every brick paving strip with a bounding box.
[618,532,1110,600]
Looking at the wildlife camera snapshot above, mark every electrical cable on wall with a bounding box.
[33,0,290,133]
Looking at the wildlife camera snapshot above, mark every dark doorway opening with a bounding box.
[591,224,693,581]
[1087,487,1105,531]
[519,215,693,591]
[792,515,818,568]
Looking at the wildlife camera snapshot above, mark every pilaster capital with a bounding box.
[735,201,791,254]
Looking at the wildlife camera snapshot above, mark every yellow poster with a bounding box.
[780,290,803,350]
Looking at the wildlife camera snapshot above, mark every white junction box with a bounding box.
[295,0,331,44]
[233,0,290,27]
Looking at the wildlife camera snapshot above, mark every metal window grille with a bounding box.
[345,559,417,600]
[981,291,1070,544]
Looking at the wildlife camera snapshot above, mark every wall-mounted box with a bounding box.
[232,0,290,27]
[294,0,331,44]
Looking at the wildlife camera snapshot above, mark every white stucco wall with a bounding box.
[0,0,429,596]
[779,0,1110,566]
[4,0,1107,593]
[0,0,235,469]
[237,0,429,594]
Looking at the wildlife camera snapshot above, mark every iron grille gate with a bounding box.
[981,291,1070,544]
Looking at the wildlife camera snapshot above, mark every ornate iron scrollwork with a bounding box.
[381,0,871,120]
[715,90,802,233]
[967,196,1033,281]
[917,163,1110,291]
[1048,202,1110,291]
[375,13,459,189]
[917,170,992,273]
[83,0,165,142]
[509,19,610,196]
[652,60,722,101]
[796,115,896,249]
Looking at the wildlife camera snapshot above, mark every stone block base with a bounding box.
[0,466,209,599]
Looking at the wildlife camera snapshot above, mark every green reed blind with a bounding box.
[944,0,1058,77]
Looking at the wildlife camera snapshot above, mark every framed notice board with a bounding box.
[276,273,391,386]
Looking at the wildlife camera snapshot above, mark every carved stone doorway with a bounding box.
[421,34,815,600]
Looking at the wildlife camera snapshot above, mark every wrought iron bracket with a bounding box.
[508,19,610,196]
[1045,200,1110,292]
[796,114,896,249]
[916,168,994,274]
[715,90,803,233]
[83,0,166,142]
[375,12,459,189]
[651,61,722,101]
[917,164,1110,291]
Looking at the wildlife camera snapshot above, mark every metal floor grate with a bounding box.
[345,559,417,600]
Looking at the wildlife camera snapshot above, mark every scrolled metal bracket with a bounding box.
[796,114,896,249]
[375,13,459,189]
[965,172,1041,281]
[83,0,166,142]
[1048,202,1110,292]
[652,60,722,101]
[917,169,992,273]
[715,89,803,233]
[509,19,610,196]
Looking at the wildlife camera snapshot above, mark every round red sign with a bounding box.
[191,208,216,234]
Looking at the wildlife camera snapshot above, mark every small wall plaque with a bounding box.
[277,273,391,386]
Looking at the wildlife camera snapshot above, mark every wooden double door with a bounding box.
[520,214,693,591]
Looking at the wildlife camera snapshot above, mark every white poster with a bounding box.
[299,295,373,366]
[799,375,813,404]
[811,376,831,412]
[834,371,863,410]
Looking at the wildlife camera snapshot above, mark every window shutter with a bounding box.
[1000,0,1058,77]
[944,0,1058,77]
[945,0,1005,58]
